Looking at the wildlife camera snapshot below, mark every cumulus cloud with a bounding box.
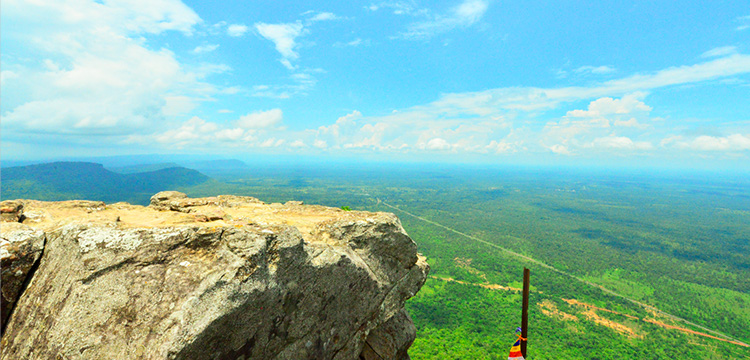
[0,0,239,139]
[155,116,218,144]
[548,144,572,155]
[289,140,307,148]
[399,0,489,39]
[214,128,245,141]
[142,110,285,148]
[227,24,249,37]
[566,92,652,117]
[482,138,519,153]
[255,22,306,69]
[317,110,362,141]
[590,136,653,150]
[613,118,649,129]
[425,138,451,150]
[169,52,749,158]
[236,109,283,129]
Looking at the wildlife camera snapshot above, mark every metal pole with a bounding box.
[521,267,530,358]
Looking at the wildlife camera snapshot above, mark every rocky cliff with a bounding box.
[0,192,428,359]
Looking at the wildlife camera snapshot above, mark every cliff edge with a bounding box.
[0,192,429,359]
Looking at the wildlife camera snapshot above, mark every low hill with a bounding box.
[106,162,182,174]
[1,162,209,205]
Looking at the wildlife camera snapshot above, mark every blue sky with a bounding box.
[2,1,750,168]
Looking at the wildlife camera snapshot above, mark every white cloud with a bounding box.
[236,109,283,129]
[306,12,339,22]
[273,53,750,159]
[337,110,362,125]
[566,92,652,117]
[191,44,219,54]
[259,138,285,148]
[677,134,750,151]
[313,139,328,149]
[580,54,750,96]
[346,38,364,46]
[290,140,307,148]
[215,128,245,141]
[366,2,420,15]
[250,71,318,99]
[155,116,217,144]
[255,22,305,69]
[227,24,249,37]
[590,136,653,150]
[548,144,572,155]
[143,112,300,148]
[431,54,750,115]
[425,137,451,150]
[701,46,738,58]
[15,0,202,36]
[0,0,240,138]
[1,70,19,82]
[540,117,610,150]
[220,86,242,95]
[613,118,648,129]
[485,140,515,153]
[399,0,489,40]
[162,96,198,116]
[218,109,233,114]
[737,15,750,31]
[454,0,488,24]
[574,65,616,75]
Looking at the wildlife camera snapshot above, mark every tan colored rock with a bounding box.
[1,222,45,334]
[0,200,24,223]
[0,193,428,359]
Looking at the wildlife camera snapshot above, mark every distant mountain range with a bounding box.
[1,162,210,205]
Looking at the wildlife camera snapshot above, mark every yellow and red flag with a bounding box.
[508,337,525,360]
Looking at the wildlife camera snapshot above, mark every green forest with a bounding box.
[3,162,749,359]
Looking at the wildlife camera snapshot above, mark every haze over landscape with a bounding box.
[2,0,749,169]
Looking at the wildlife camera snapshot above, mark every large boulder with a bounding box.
[0,193,428,359]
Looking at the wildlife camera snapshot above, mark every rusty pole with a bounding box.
[521,267,530,358]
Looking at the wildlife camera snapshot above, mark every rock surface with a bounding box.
[0,200,24,223]
[0,192,428,360]
[1,222,45,334]
[360,309,416,360]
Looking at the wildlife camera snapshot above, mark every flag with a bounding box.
[508,338,525,360]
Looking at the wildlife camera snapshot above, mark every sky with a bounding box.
[2,0,750,169]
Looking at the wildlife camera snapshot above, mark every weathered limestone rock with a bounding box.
[0,193,428,359]
[0,222,45,334]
